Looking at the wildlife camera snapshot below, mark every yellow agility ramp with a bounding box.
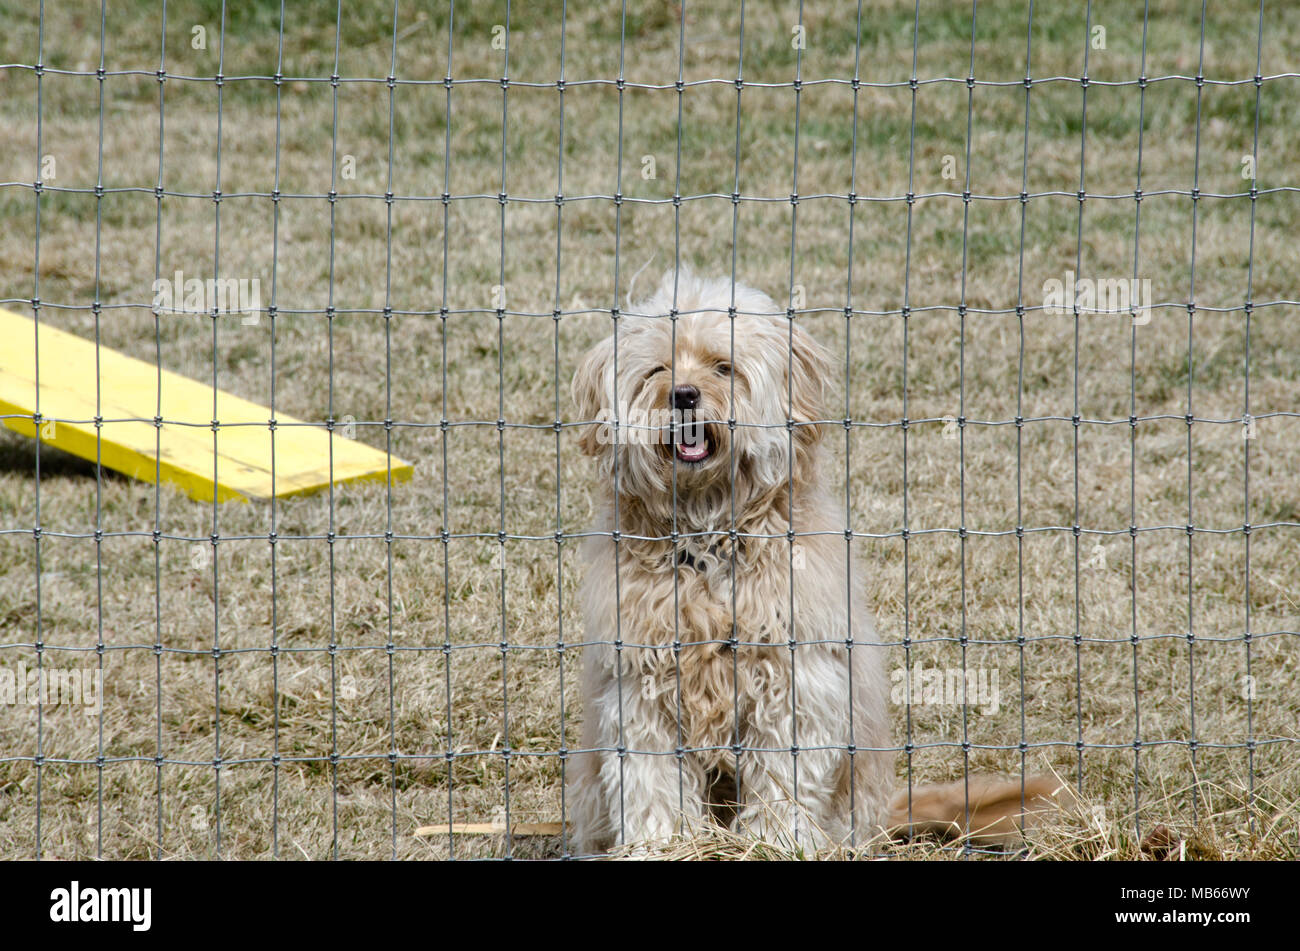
[0,306,413,502]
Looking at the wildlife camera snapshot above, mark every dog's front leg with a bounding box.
[734,742,843,852]
[734,646,857,852]
[577,652,709,852]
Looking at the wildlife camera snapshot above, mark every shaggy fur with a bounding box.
[568,269,1054,854]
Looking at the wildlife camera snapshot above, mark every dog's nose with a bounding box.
[672,384,700,410]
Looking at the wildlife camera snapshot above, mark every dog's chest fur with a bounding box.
[617,532,801,766]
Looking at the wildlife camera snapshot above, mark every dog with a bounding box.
[568,269,1056,854]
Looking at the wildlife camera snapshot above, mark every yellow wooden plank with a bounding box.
[0,307,413,501]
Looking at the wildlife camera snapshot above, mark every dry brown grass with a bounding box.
[0,1,1296,859]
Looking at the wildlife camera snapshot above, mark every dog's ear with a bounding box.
[787,320,834,445]
[572,334,615,456]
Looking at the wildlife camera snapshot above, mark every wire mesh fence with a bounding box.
[0,1,1297,860]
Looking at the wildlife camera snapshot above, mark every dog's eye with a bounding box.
[715,362,732,376]
[643,366,666,381]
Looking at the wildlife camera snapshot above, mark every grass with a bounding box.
[0,0,1297,860]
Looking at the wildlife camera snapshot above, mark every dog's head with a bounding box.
[572,271,832,513]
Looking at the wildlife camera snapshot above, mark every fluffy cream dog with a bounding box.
[569,269,1052,854]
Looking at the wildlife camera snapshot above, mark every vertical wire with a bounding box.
[898,0,922,835]
[1013,0,1036,826]
[955,0,980,852]
[150,0,170,859]
[439,0,455,860]
[383,0,401,860]
[91,0,108,860]
[209,0,229,857]
[726,0,747,820]
[1184,0,1211,828]
[667,0,688,837]
[784,0,806,842]
[1240,0,1266,835]
[841,0,866,849]
[495,0,514,858]
[1069,0,1094,794]
[607,0,630,849]
[552,0,570,857]
[268,0,286,860]
[1128,1,1152,837]
[31,0,46,862]
[325,0,343,859]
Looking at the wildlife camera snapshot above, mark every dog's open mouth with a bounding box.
[673,417,712,464]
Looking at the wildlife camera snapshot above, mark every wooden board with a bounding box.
[0,306,413,501]
[413,822,565,837]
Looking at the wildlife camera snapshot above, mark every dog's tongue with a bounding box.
[676,440,709,463]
